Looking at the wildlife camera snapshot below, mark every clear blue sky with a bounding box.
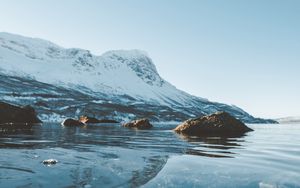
[0,0,299,118]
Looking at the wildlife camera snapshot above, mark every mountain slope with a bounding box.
[0,32,276,123]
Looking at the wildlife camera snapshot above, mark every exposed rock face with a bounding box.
[79,116,119,124]
[122,118,153,129]
[0,101,42,124]
[61,118,85,126]
[174,111,253,136]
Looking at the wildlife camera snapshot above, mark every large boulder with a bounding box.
[174,111,253,136]
[79,116,119,124]
[122,118,153,129]
[61,118,85,126]
[0,101,42,124]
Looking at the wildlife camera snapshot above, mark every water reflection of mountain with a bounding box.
[0,123,250,187]
[0,123,171,187]
[0,123,248,158]
[176,134,247,158]
[0,125,35,148]
[1,123,299,187]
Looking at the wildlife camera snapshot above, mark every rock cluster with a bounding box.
[0,100,253,138]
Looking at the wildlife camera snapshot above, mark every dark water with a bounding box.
[0,123,299,188]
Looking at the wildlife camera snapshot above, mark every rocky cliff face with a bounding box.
[0,32,276,123]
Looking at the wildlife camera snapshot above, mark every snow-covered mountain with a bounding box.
[0,32,276,123]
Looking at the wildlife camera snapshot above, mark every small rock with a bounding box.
[61,118,85,126]
[79,116,119,124]
[122,118,153,129]
[42,159,58,166]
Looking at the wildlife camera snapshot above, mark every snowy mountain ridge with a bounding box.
[0,32,276,123]
[0,32,195,104]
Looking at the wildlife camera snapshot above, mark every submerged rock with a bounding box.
[122,118,153,129]
[79,116,119,124]
[174,111,253,136]
[61,118,85,126]
[0,101,42,124]
[42,159,58,166]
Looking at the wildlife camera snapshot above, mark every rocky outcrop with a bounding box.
[174,111,253,136]
[79,116,119,124]
[0,101,42,124]
[61,118,85,126]
[122,118,153,129]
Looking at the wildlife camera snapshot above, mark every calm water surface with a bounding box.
[0,123,299,188]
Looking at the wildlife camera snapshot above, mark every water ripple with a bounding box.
[0,123,300,187]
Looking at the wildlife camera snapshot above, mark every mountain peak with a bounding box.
[101,49,164,86]
[102,49,149,58]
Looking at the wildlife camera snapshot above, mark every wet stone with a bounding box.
[42,159,58,166]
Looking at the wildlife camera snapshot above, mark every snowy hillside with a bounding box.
[0,32,276,123]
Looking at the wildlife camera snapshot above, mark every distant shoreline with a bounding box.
[276,117,300,124]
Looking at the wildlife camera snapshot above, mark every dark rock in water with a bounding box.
[79,116,119,123]
[61,118,85,126]
[122,118,153,129]
[42,159,58,166]
[0,101,42,124]
[174,111,253,136]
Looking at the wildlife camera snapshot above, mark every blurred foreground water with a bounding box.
[0,123,299,188]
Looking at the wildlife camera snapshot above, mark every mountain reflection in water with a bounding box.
[177,134,245,158]
[1,123,300,188]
